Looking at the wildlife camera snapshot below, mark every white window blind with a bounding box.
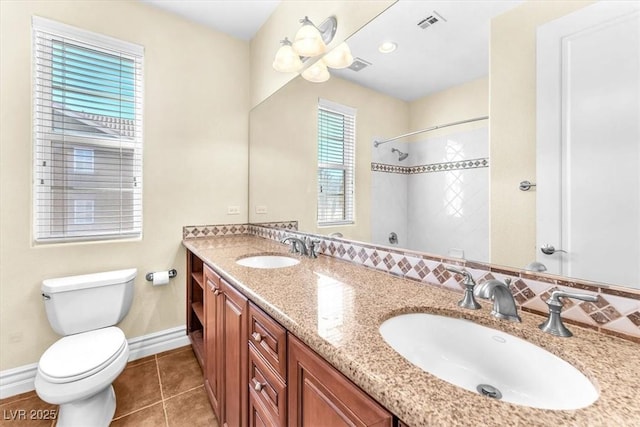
[32,17,144,242]
[317,99,356,226]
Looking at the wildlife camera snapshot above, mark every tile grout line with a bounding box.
[156,354,170,427]
[111,400,164,422]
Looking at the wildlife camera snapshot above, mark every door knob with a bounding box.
[541,244,567,255]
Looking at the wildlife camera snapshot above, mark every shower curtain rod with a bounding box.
[373,116,489,147]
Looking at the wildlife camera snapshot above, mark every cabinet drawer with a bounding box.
[249,344,287,427]
[249,384,279,427]
[248,302,287,378]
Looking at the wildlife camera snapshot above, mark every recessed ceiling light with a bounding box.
[378,41,397,54]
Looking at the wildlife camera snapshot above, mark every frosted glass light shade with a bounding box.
[301,60,330,83]
[292,17,326,57]
[273,42,302,73]
[323,42,353,69]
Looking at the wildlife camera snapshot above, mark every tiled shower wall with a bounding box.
[371,127,490,261]
[184,222,640,343]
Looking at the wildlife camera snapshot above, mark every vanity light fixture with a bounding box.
[322,42,354,69]
[272,37,303,73]
[301,59,330,83]
[273,15,353,83]
[378,41,397,53]
[293,16,327,57]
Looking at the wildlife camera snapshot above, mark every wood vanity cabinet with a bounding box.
[188,251,397,427]
[200,262,248,427]
[288,334,394,427]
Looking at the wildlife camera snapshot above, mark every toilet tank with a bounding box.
[42,268,136,336]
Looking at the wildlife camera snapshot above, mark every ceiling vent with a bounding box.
[348,57,372,72]
[417,11,446,29]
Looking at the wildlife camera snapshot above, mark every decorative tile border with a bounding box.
[371,157,489,175]
[371,163,411,174]
[182,223,248,239]
[184,222,640,342]
[252,221,298,230]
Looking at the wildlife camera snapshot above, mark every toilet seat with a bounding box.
[38,327,127,384]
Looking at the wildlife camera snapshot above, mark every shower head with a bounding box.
[391,148,409,161]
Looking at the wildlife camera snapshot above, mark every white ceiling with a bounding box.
[331,0,523,101]
[140,0,280,41]
[138,0,522,101]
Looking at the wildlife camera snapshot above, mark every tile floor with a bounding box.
[0,346,218,427]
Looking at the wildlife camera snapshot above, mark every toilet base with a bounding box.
[56,385,116,427]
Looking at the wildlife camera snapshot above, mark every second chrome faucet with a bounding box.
[281,236,320,258]
[475,279,521,322]
[446,266,521,323]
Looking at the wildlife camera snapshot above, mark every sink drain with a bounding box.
[477,384,502,400]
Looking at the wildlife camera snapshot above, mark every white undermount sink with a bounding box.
[236,255,300,269]
[379,313,599,410]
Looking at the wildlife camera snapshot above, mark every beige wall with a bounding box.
[409,77,489,139]
[489,0,593,268]
[250,0,395,109]
[0,1,249,370]
[249,75,408,241]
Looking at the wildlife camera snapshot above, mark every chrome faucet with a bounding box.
[281,236,308,256]
[474,279,521,322]
[445,267,481,310]
[539,290,598,337]
[280,236,321,258]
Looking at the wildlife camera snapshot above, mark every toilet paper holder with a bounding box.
[145,269,177,282]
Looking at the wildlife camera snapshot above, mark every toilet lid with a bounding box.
[38,327,127,384]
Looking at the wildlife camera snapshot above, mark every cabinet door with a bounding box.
[221,278,249,427]
[204,264,222,420]
[288,335,393,427]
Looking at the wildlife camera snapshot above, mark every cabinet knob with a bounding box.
[213,289,221,296]
[254,381,264,392]
[252,332,263,343]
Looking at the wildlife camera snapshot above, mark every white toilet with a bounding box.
[35,268,136,427]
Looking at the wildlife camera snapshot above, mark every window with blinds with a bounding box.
[32,17,144,242]
[317,99,356,226]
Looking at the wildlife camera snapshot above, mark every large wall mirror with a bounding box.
[249,0,640,290]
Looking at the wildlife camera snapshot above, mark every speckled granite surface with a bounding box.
[183,235,640,427]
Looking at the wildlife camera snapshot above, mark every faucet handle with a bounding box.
[539,290,598,337]
[445,266,481,310]
[307,238,321,258]
[445,266,475,285]
[547,290,598,306]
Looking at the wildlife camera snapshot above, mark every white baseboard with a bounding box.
[126,325,190,361]
[0,325,190,400]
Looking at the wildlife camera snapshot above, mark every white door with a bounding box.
[537,1,640,288]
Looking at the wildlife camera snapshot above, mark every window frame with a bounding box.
[32,16,144,243]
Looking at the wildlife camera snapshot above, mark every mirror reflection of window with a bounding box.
[315,272,354,345]
[317,99,356,226]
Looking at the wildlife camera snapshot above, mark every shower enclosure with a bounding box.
[371,125,490,262]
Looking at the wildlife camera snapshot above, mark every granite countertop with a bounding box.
[183,235,640,427]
